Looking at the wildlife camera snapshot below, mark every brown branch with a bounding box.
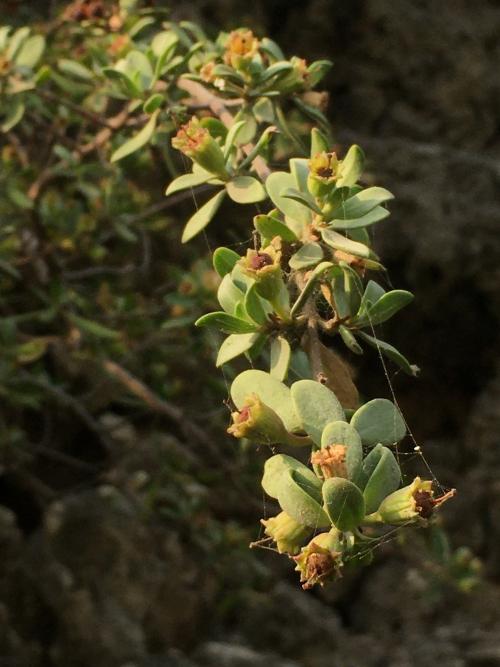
[177,78,271,181]
[27,105,131,201]
[102,360,224,461]
[34,88,112,128]
[296,273,359,409]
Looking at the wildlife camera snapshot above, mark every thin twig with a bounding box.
[34,88,112,128]
[27,105,131,201]
[102,360,224,461]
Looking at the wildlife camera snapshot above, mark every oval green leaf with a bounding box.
[291,379,345,445]
[111,109,159,163]
[216,332,261,367]
[350,398,406,447]
[195,311,257,334]
[322,477,365,531]
[226,176,267,204]
[181,189,226,243]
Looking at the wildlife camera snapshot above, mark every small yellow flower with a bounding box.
[224,29,259,69]
[309,151,340,183]
[200,61,216,83]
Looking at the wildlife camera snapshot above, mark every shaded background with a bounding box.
[1,1,500,666]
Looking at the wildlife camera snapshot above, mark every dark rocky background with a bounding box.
[1,1,500,666]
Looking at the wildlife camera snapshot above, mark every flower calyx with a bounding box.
[171,117,229,179]
[372,477,456,526]
[261,511,311,555]
[294,530,344,589]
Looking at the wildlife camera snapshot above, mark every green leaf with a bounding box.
[1,100,25,133]
[15,34,45,69]
[361,445,401,513]
[254,213,298,243]
[282,187,323,214]
[181,190,226,243]
[260,37,285,61]
[262,455,323,501]
[339,262,364,315]
[327,206,390,230]
[223,120,249,159]
[350,398,406,447]
[355,290,414,327]
[68,314,121,340]
[6,27,29,61]
[111,110,159,163]
[359,280,386,310]
[289,242,323,270]
[280,470,331,528]
[253,96,275,123]
[310,128,330,156]
[289,158,311,194]
[16,339,48,364]
[270,336,291,381]
[356,331,420,377]
[244,283,271,325]
[216,332,261,366]
[199,117,227,141]
[195,311,257,334]
[213,247,240,277]
[143,93,164,113]
[339,325,363,355]
[290,261,336,318]
[128,16,155,38]
[231,369,301,432]
[266,171,312,225]
[226,176,267,204]
[330,187,394,220]
[123,49,154,90]
[151,30,179,58]
[217,274,245,314]
[232,110,257,144]
[337,144,365,187]
[306,59,333,87]
[165,170,214,196]
[259,60,293,83]
[294,97,331,131]
[321,228,373,259]
[238,126,276,170]
[58,58,94,81]
[322,477,365,531]
[291,379,345,445]
[321,420,363,481]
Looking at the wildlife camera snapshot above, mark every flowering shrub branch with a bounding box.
[0,1,455,589]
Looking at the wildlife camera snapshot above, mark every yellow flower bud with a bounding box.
[261,511,311,555]
[171,117,228,179]
[228,394,312,447]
